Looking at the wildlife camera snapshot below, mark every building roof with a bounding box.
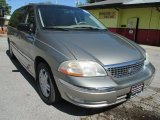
[124,0,160,4]
[82,0,124,7]
[80,0,160,9]
[4,15,11,20]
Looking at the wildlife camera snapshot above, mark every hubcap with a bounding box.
[39,69,51,98]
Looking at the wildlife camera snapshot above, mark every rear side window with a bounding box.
[25,6,35,25]
[9,7,26,28]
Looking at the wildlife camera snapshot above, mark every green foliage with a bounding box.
[0,0,11,15]
[76,1,84,7]
[39,0,52,4]
[86,0,91,3]
[77,2,83,6]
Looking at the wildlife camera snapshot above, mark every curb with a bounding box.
[140,45,160,51]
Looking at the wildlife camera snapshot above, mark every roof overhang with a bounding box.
[80,0,160,9]
[123,0,160,4]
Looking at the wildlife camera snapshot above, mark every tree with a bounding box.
[76,0,84,6]
[39,0,52,4]
[0,0,11,15]
[46,0,52,4]
[86,0,105,3]
[86,0,91,3]
[77,2,83,6]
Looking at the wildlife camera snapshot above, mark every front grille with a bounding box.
[106,60,144,78]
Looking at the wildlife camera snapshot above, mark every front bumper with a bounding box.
[55,63,155,108]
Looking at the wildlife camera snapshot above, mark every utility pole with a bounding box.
[0,7,4,17]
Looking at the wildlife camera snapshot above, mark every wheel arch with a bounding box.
[34,56,51,78]
[35,56,62,101]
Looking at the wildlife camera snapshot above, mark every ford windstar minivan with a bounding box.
[7,4,155,108]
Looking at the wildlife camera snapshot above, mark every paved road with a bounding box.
[0,37,82,120]
[0,37,160,120]
[141,45,160,88]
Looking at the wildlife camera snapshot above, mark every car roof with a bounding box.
[23,3,77,9]
[13,3,81,14]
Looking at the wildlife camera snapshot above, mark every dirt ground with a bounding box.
[0,36,160,120]
[80,45,160,120]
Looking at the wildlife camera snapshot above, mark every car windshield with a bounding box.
[38,5,107,30]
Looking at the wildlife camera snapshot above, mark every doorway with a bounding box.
[126,17,139,42]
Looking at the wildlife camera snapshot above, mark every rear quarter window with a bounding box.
[9,7,26,28]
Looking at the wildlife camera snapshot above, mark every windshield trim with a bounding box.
[37,5,107,31]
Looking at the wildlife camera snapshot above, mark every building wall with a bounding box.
[88,7,160,46]
[4,20,9,26]
[119,8,152,29]
[0,19,10,26]
[89,8,119,28]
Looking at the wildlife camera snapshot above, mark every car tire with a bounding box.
[8,40,15,59]
[36,62,61,105]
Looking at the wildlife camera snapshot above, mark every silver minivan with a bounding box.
[7,4,155,108]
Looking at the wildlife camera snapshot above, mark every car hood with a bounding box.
[47,31,144,65]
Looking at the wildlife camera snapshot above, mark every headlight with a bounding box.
[144,53,149,65]
[58,61,107,77]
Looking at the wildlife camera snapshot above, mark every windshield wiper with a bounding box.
[43,26,69,31]
[72,26,104,30]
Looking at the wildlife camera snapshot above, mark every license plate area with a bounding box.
[130,83,144,96]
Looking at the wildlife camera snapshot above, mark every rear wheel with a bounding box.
[8,40,15,59]
[36,62,61,105]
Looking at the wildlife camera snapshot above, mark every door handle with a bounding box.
[25,35,35,43]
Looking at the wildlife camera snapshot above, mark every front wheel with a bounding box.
[36,62,61,105]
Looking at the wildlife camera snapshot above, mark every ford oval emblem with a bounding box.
[128,68,133,73]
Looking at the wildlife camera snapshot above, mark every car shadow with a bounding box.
[6,50,37,91]
[6,50,123,116]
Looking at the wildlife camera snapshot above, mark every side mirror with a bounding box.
[28,23,35,34]
[17,23,29,32]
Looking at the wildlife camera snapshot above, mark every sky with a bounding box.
[6,0,86,14]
